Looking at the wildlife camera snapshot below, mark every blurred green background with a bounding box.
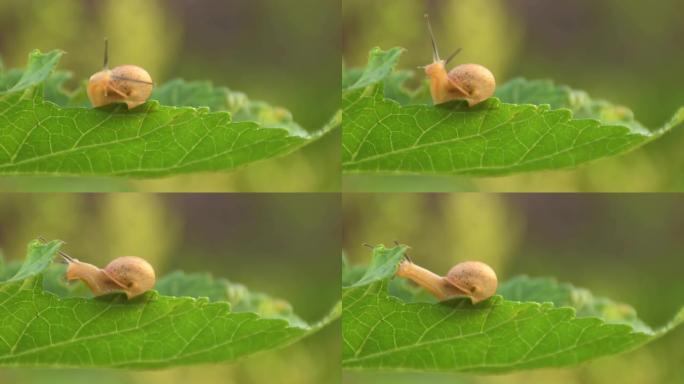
[0,193,340,384]
[343,0,684,192]
[343,193,684,383]
[0,0,340,192]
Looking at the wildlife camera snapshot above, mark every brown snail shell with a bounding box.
[444,261,498,303]
[87,65,153,109]
[66,256,156,299]
[423,14,496,107]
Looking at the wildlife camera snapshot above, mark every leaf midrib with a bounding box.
[344,307,640,370]
[344,135,638,175]
[0,109,298,175]
[0,105,192,168]
[344,99,643,171]
[344,107,525,164]
[344,301,534,364]
[0,279,310,367]
[0,93,313,177]
[0,288,190,362]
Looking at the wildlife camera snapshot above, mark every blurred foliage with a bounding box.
[343,0,684,192]
[0,193,340,383]
[0,0,340,192]
[343,193,684,383]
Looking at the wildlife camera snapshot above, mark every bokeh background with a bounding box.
[343,0,684,192]
[0,193,340,384]
[0,0,340,192]
[343,193,684,383]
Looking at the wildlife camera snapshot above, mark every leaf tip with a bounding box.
[671,306,684,327]
[675,107,684,123]
[369,46,406,56]
[27,48,66,59]
[28,237,64,250]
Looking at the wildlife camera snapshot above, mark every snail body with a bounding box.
[50,242,156,299]
[423,15,495,107]
[65,256,155,299]
[87,39,153,109]
[396,257,497,303]
[65,260,122,297]
[65,256,156,299]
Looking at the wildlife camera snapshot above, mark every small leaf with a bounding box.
[346,244,407,287]
[342,47,684,176]
[5,239,63,282]
[0,69,22,93]
[0,239,337,369]
[0,50,337,178]
[0,50,64,95]
[344,47,405,92]
[42,70,74,107]
[342,245,684,373]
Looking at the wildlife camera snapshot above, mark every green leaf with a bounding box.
[0,239,337,369]
[497,275,651,332]
[151,79,308,137]
[41,71,74,107]
[0,69,23,93]
[346,244,407,288]
[342,47,684,176]
[344,47,405,92]
[341,254,368,287]
[342,244,684,373]
[5,239,63,283]
[155,271,307,327]
[0,249,5,278]
[0,50,336,178]
[0,50,64,95]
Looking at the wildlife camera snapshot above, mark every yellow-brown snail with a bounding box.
[422,14,496,107]
[87,38,154,109]
[42,238,156,299]
[395,256,497,304]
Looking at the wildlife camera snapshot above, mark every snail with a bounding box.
[422,14,496,107]
[87,38,154,109]
[395,255,497,303]
[40,238,155,299]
